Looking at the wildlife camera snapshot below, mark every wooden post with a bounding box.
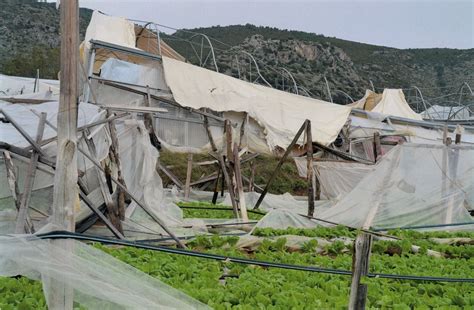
[184,153,193,200]
[212,166,221,204]
[306,121,315,217]
[107,117,126,220]
[157,161,184,189]
[50,0,79,308]
[248,160,256,192]
[349,233,373,310]
[3,151,21,211]
[233,142,248,221]
[239,113,247,149]
[224,120,239,217]
[144,86,161,150]
[254,120,308,209]
[78,190,125,239]
[373,132,382,163]
[203,116,217,152]
[78,144,186,248]
[15,112,47,233]
[454,125,462,145]
[83,130,123,234]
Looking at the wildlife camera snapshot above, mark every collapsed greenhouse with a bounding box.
[0,9,473,310]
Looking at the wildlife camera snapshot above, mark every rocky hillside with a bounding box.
[166,25,474,105]
[1,3,472,106]
[0,1,92,79]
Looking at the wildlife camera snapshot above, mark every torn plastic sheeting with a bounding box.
[293,158,374,200]
[222,191,333,215]
[318,144,474,230]
[0,234,209,309]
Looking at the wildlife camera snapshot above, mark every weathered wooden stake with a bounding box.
[15,112,47,233]
[83,130,123,234]
[212,167,221,204]
[248,160,256,192]
[254,120,308,209]
[50,0,79,307]
[306,121,315,217]
[3,151,21,211]
[373,132,382,163]
[78,145,186,248]
[349,233,373,310]
[144,85,161,150]
[107,117,126,220]
[233,142,248,221]
[184,153,193,200]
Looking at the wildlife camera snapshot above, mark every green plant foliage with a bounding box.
[177,201,264,220]
[252,225,357,238]
[1,228,472,309]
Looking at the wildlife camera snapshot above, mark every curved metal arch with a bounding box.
[297,86,317,98]
[458,82,474,106]
[240,50,273,88]
[332,90,354,103]
[280,68,298,95]
[369,80,375,92]
[412,86,437,120]
[448,103,474,121]
[323,75,333,103]
[187,33,219,72]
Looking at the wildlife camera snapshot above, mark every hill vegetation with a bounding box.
[1,2,472,105]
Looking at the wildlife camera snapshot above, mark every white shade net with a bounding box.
[318,144,474,230]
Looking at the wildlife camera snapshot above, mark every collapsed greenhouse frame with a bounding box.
[1,6,474,310]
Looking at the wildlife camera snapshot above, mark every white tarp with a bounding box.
[318,144,474,230]
[162,56,351,149]
[371,89,423,120]
[82,11,136,52]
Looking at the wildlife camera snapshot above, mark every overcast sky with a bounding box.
[75,0,473,49]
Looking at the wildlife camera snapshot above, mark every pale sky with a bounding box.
[73,0,473,49]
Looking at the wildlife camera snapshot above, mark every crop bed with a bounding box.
[1,206,473,309]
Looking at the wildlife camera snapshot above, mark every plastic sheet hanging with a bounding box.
[0,234,209,309]
[318,144,474,230]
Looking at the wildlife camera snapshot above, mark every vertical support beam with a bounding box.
[233,142,248,221]
[248,160,256,192]
[82,48,96,103]
[3,151,21,211]
[144,86,161,150]
[306,121,315,217]
[184,153,193,200]
[349,233,373,310]
[254,120,308,209]
[211,166,221,204]
[203,116,217,152]
[83,130,123,234]
[107,117,126,220]
[373,132,382,163]
[239,113,247,149]
[50,1,79,308]
[224,120,239,217]
[15,112,47,233]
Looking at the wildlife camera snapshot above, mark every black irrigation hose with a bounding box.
[35,231,474,283]
[373,222,474,232]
